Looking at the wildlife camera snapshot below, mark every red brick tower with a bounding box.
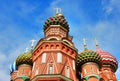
[76,40,102,81]
[31,11,78,81]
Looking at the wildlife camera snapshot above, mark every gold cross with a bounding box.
[30,39,36,47]
[83,38,86,46]
[94,38,99,47]
[54,8,62,14]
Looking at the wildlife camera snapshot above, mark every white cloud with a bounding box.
[0,53,10,81]
[102,0,120,16]
[0,69,9,81]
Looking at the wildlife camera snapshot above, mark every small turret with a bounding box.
[76,38,102,81]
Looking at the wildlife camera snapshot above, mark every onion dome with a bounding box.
[10,61,17,73]
[43,13,69,31]
[96,48,118,72]
[76,49,102,71]
[16,50,33,67]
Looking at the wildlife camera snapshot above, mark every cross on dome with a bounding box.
[25,48,29,52]
[30,39,36,48]
[83,38,87,49]
[94,38,99,48]
[54,8,62,14]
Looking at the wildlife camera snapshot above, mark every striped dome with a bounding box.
[76,50,102,71]
[43,14,69,31]
[10,61,17,73]
[16,50,33,67]
[96,48,118,72]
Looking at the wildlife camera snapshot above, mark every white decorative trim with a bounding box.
[63,39,72,46]
[47,36,59,40]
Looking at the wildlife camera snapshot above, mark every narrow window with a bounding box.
[97,69,99,74]
[105,70,110,79]
[72,60,75,70]
[57,53,62,63]
[66,66,70,78]
[90,66,94,73]
[22,69,24,75]
[35,67,39,75]
[49,66,53,74]
[42,53,46,63]
[32,62,35,71]
[84,69,86,74]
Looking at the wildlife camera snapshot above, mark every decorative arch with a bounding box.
[63,39,72,46]
[47,36,59,40]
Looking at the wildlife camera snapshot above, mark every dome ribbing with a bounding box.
[16,50,33,67]
[43,14,69,31]
[76,50,102,71]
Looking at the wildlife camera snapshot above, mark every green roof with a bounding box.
[16,50,33,67]
[76,50,102,71]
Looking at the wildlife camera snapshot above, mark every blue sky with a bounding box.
[0,0,120,81]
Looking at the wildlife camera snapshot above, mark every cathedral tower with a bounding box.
[31,9,78,81]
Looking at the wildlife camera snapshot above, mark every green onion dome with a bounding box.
[43,13,69,31]
[16,50,33,67]
[76,50,102,71]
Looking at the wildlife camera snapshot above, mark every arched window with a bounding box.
[42,53,47,63]
[22,69,24,75]
[66,66,70,78]
[49,66,53,74]
[72,60,75,70]
[35,67,39,75]
[57,53,62,63]
[84,68,87,74]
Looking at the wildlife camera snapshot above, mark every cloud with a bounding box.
[0,53,10,81]
[102,0,120,17]
[0,69,9,81]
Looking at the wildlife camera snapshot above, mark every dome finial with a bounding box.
[54,8,62,14]
[25,47,29,52]
[30,39,36,49]
[83,38,87,50]
[94,38,99,48]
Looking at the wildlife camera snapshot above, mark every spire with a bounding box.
[30,39,36,49]
[83,38,87,50]
[54,8,62,14]
[94,38,99,48]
